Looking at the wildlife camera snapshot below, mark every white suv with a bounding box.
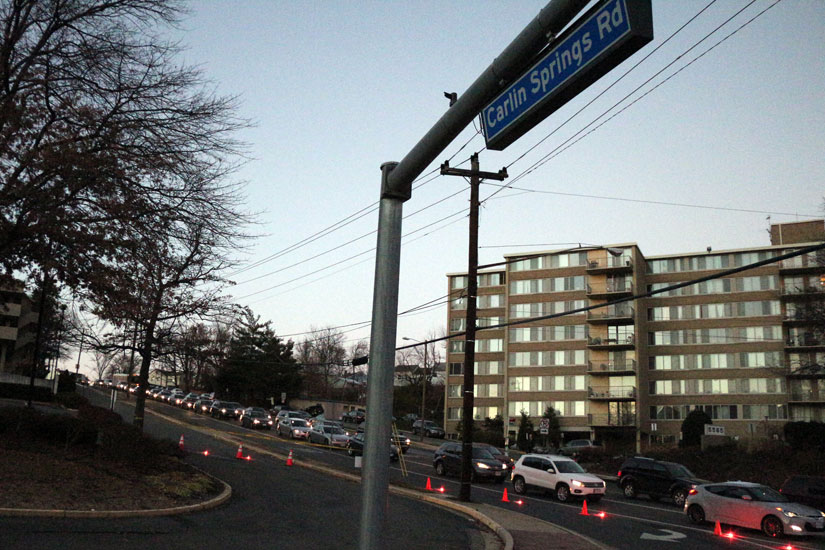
[511,454,606,502]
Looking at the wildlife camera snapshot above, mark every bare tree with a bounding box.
[0,0,249,291]
[297,326,347,398]
[91,348,115,382]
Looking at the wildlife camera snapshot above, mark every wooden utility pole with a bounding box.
[441,153,506,501]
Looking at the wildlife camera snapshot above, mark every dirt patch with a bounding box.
[0,426,223,512]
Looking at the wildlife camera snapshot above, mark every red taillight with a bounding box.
[688,489,697,495]
[617,470,622,477]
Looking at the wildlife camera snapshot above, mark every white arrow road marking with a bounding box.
[640,529,687,542]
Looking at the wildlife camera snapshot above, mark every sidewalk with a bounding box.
[472,502,612,550]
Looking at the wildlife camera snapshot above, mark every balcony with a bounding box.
[587,359,637,375]
[587,334,635,350]
[780,285,825,300]
[587,281,633,299]
[786,334,825,350]
[788,390,825,403]
[588,386,636,401]
[586,256,633,275]
[587,306,634,325]
[779,257,824,274]
[588,413,636,427]
[783,308,815,325]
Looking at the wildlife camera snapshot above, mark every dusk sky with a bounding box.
[142,0,825,369]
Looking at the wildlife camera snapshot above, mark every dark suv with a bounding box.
[780,475,825,511]
[616,456,708,507]
[432,442,509,483]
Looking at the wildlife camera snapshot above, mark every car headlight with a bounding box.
[820,511,825,518]
[777,508,799,518]
[253,419,260,424]
[501,463,508,470]
[221,408,227,413]
[405,438,411,445]
[475,462,491,470]
[572,480,584,487]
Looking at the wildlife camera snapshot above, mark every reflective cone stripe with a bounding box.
[178,435,184,450]
[286,449,294,466]
[236,444,244,459]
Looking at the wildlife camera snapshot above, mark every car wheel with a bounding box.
[672,488,688,507]
[513,476,526,494]
[761,515,783,538]
[622,480,637,499]
[687,504,706,525]
[555,484,571,502]
[435,461,446,476]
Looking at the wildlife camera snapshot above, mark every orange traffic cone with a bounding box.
[286,449,294,466]
[235,444,244,459]
[501,488,510,503]
[714,521,722,536]
[580,499,589,516]
[178,434,185,451]
[425,477,433,491]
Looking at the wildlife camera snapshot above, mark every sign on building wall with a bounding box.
[704,424,725,436]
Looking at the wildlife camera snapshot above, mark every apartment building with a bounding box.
[0,281,37,373]
[444,220,825,449]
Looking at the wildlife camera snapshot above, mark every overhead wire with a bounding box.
[494,0,772,197]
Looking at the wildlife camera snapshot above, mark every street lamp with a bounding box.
[75,305,85,375]
[402,336,428,442]
[53,304,67,394]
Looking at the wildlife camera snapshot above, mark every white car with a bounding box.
[510,454,606,502]
[686,481,825,538]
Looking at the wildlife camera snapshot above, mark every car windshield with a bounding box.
[664,463,695,478]
[554,460,585,474]
[749,485,788,503]
[486,446,503,455]
[223,402,241,409]
[329,427,346,435]
[250,411,265,417]
[471,448,495,459]
[291,419,308,427]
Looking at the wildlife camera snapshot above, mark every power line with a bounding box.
[479,182,819,219]
[499,0,774,192]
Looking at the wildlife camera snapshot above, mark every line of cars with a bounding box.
[430,445,824,540]
[145,390,413,458]
[616,455,825,539]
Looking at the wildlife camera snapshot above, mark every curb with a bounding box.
[0,466,232,518]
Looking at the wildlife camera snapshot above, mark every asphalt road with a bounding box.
[99,387,825,550]
[0,387,492,550]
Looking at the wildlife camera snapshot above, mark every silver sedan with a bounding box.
[686,481,825,537]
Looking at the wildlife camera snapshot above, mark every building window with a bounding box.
[449,362,463,375]
[477,294,503,308]
[478,273,504,287]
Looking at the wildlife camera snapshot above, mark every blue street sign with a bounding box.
[483,0,653,151]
